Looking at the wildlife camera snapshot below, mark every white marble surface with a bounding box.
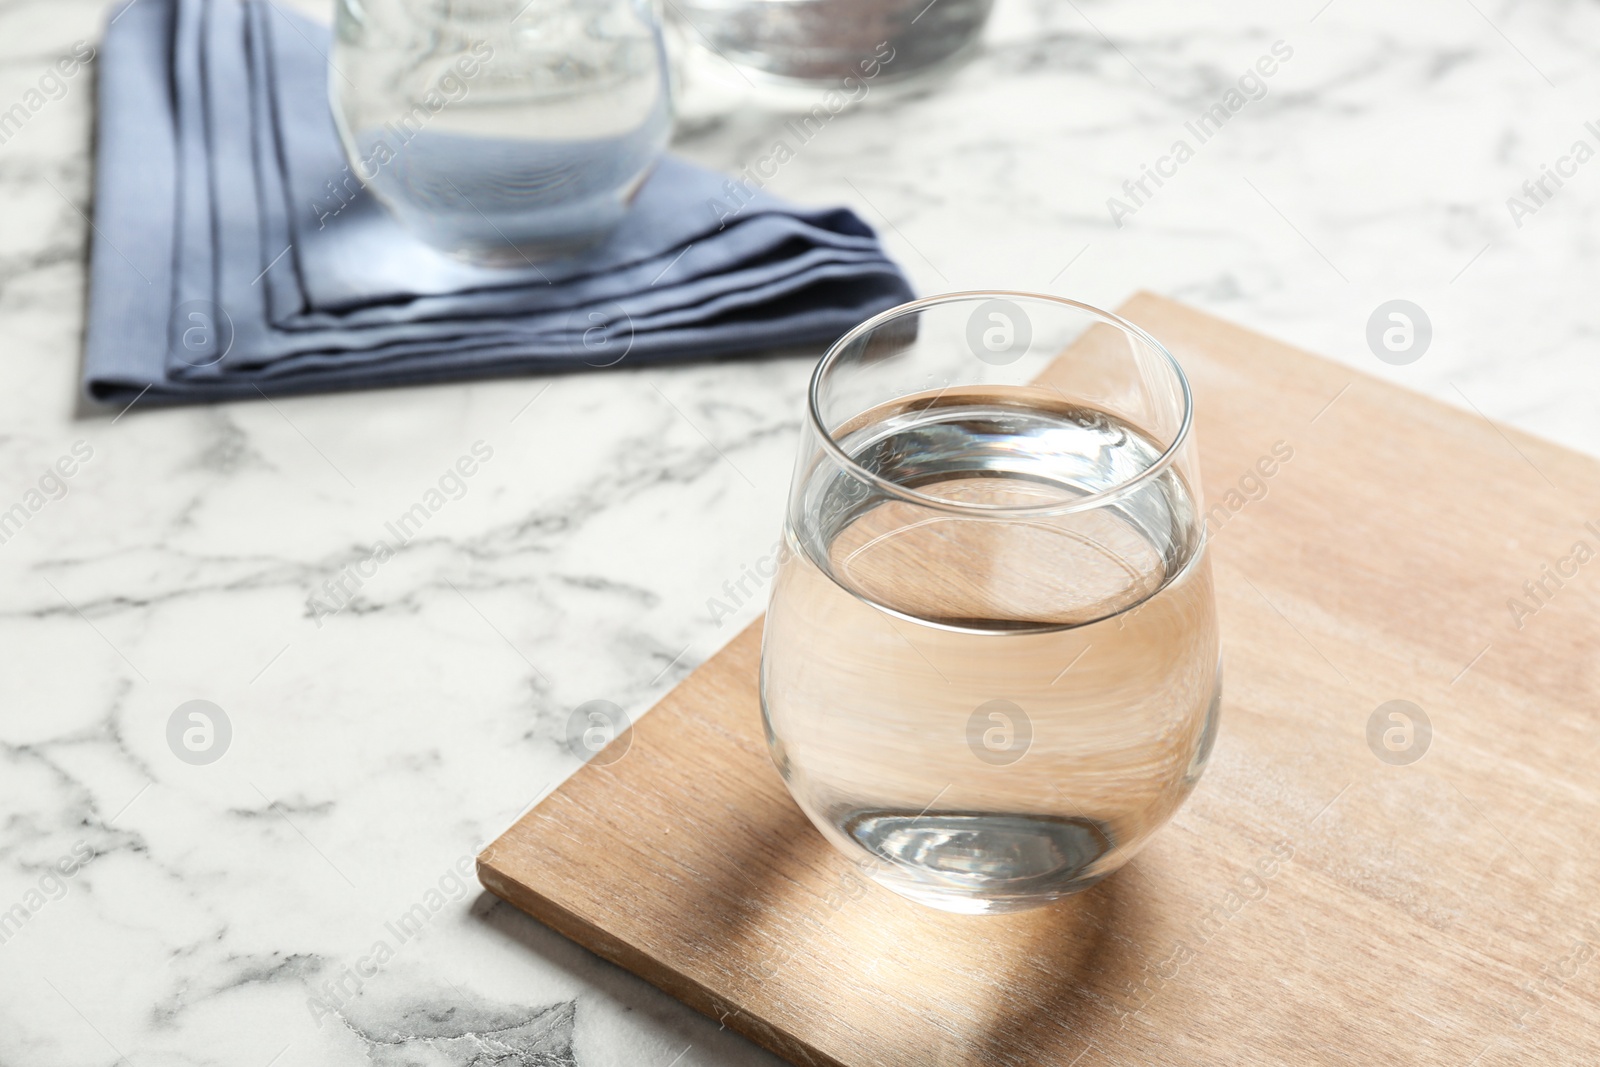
[1,0,1597,1063]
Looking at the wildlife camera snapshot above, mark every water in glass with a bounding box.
[761,296,1221,914]
[332,0,672,264]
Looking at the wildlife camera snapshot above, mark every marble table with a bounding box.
[2,0,1595,1063]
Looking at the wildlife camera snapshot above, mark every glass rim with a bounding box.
[807,290,1196,518]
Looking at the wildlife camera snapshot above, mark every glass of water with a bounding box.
[760,293,1221,915]
[331,0,672,264]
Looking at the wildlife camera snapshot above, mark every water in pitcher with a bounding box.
[677,0,994,83]
[760,389,1221,913]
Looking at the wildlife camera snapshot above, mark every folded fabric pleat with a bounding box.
[83,0,914,404]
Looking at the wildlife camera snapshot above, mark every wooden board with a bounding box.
[478,293,1600,1066]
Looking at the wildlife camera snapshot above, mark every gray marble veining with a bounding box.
[2,0,1596,1064]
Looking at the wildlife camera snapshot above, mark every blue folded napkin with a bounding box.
[83,0,914,404]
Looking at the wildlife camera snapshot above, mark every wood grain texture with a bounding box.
[478,293,1600,1066]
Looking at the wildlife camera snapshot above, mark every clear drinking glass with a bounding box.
[331,0,672,264]
[673,0,993,86]
[760,293,1221,915]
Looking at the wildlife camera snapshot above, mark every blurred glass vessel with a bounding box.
[331,0,672,265]
[760,293,1221,915]
[674,0,992,86]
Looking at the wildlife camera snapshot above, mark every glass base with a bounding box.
[867,871,1108,915]
[676,34,983,111]
[843,809,1116,914]
[436,230,611,269]
[667,4,989,120]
